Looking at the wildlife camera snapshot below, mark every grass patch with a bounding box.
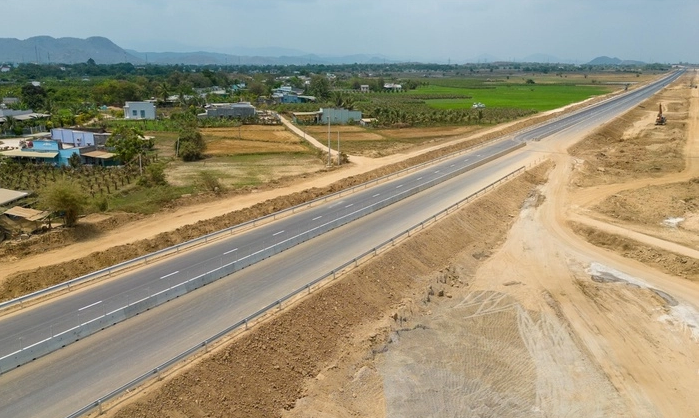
[106,184,194,214]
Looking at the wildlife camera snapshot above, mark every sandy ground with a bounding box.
[7,73,699,417]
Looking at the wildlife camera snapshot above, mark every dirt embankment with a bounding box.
[569,87,688,188]
[570,222,699,282]
[102,163,552,418]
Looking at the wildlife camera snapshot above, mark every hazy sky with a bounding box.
[2,0,697,63]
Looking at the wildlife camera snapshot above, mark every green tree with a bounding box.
[247,81,267,97]
[331,92,355,110]
[106,126,151,164]
[177,127,206,161]
[21,83,47,110]
[138,161,167,186]
[67,152,82,169]
[308,75,330,100]
[155,82,170,105]
[92,79,144,106]
[198,170,224,194]
[288,76,305,89]
[39,179,86,227]
[375,77,385,92]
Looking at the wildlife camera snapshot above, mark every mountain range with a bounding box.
[0,36,645,66]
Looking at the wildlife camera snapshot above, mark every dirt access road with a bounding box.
[100,71,699,418]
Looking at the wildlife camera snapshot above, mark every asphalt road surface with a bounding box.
[0,69,683,418]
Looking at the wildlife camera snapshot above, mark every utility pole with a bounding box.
[327,109,331,166]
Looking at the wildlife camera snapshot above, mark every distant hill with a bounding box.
[0,36,144,64]
[0,36,396,66]
[587,56,645,66]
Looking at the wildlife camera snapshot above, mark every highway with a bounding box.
[0,137,521,361]
[0,69,683,418]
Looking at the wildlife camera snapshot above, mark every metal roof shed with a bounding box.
[0,188,28,206]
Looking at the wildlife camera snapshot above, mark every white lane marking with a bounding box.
[273,230,285,236]
[312,216,322,221]
[329,200,344,208]
[223,248,238,255]
[372,193,381,197]
[396,184,403,189]
[463,158,469,162]
[450,164,455,167]
[79,301,102,311]
[160,270,179,279]
[476,154,481,157]
[417,177,422,180]
[345,203,354,208]
[434,170,440,173]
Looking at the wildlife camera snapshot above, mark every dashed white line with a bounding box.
[273,230,285,236]
[434,170,440,173]
[223,248,238,255]
[160,270,180,279]
[396,184,403,189]
[79,301,102,311]
[312,216,323,221]
[417,177,423,180]
[372,193,381,198]
[450,164,455,167]
[345,203,354,208]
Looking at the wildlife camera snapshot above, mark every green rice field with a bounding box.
[416,84,613,111]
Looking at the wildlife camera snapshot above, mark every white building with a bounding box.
[123,101,156,120]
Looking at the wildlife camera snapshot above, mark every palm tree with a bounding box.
[2,115,16,136]
[155,82,170,105]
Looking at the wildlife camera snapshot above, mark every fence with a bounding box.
[64,161,538,418]
[0,137,521,315]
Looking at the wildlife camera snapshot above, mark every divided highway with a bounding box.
[0,69,683,418]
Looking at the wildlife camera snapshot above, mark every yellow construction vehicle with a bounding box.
[655,103,666,125]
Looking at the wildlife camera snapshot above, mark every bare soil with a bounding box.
[203,126,309,155]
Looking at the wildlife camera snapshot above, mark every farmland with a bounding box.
[420,84,611,111]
